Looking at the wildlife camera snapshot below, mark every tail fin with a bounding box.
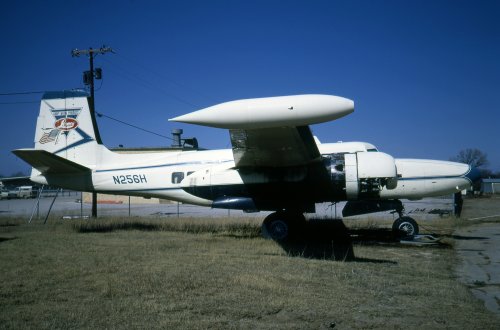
[12,90,105,190]
[34,90,101,166]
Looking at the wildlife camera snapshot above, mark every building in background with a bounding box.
[481,178,500,195]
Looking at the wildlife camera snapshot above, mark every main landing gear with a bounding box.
[261,211,305,242]
[261,200,420,242]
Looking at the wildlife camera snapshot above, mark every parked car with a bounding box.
[8,186,33,199]
[0,188,8,200]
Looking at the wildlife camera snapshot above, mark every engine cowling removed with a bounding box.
[325,151,398,200]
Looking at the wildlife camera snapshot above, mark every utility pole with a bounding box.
[71,45,113,218]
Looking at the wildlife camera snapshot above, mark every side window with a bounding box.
[171,172,185,184]
[187,171,194,176]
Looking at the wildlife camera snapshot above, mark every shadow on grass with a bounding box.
[74,221,162,233]
[0,219,20,227]
[72,218,441,262]
[449,235,489,240]
[276,220,398,263]
[72,220,261,238]
[0,237,18,244]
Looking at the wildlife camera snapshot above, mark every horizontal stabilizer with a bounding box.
[12,149,90,174]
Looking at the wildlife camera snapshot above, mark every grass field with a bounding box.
[1,216,499,329]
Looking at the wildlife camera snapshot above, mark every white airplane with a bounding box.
[13,91,480,240]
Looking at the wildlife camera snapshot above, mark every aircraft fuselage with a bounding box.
[31,142,476,212]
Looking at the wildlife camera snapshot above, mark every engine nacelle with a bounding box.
[326,151,398,200]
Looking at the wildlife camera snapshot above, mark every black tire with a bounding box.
[262,212,305,241]
[392,216,419,239]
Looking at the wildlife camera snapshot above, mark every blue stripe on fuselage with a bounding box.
[95,159,233,173]
[398,175,466,181]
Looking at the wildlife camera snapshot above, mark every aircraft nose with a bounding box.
[465,166,481,184]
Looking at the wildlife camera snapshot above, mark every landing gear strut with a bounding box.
[261,211,305,242]
[343,199,420,239]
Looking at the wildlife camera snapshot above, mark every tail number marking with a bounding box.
[113,174,147,184]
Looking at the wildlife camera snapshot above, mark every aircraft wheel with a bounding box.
[392,216,419,239]
[262,212,304,241]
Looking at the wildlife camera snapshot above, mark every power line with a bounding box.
[0,101,175,141]
[0,101,39,105]
[0,91,45,96]
[101,56,200,109]
[114,52,218,103]
[95,111,174,141]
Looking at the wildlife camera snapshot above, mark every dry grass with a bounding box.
[1,216,499,329]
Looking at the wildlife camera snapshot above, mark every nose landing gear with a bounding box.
[392,203,419,239]
[392,216,419,239]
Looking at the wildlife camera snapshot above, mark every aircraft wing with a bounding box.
[170,94,354,168]
[229,126,321,168]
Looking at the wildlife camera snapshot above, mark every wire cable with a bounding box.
[0,91,45,96]
[101,60,200,109]
[0,101,39,105]
[114,51,218,103]
[94,77,104,91]
[95,111,174,141]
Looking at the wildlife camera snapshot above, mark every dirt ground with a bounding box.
[455,195,500,316]
[461,195,500,221]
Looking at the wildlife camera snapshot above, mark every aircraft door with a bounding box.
[181,166,212,199]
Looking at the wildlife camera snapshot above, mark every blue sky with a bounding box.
[1,0,499,176]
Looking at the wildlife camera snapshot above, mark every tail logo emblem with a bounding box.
[55,118,78,131]
[38,107,83,144]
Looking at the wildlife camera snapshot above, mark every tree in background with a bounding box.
[450,148,489,168]
[478,169,500,179]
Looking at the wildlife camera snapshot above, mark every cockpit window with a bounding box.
[367,148,378,152]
